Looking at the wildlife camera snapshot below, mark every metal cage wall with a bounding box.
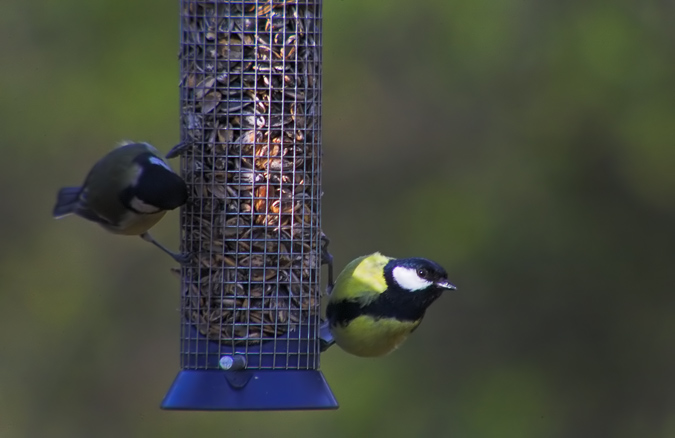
[161,0,337,410]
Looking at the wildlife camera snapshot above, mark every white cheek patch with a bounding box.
[392,266,433,292]
[130,196,161,214]
[149,156,173,172]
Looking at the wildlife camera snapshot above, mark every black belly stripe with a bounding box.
[326,294,428,327]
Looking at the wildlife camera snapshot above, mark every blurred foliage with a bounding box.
[1,0,675,437]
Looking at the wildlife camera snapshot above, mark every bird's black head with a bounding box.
[121,152,188,212]
[380,257,456,317]
[386,258,454,292]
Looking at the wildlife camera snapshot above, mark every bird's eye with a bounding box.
[417,268,429,279]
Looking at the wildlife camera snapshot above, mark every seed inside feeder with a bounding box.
[179,1,323,345]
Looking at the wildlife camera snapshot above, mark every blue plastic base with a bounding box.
[161,369,338,411]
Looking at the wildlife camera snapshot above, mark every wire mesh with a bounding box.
[178,0,323,371]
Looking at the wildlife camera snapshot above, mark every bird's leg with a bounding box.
[318,234,336,354]
[318,319,335,353]
[320,233,334,295]
[139,232,191,264]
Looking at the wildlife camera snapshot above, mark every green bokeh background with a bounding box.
[2,1,675,437]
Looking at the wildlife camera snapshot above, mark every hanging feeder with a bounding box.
[161,0,337,410]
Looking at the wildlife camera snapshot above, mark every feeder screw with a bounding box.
[219,355,247,371]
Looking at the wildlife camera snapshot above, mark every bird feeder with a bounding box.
[161,0,337,410]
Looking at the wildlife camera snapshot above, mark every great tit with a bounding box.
[53,141,189,263]
[323,252,456,357]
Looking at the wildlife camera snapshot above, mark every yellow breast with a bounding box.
[332,315,421,357]
[102,211,166,235]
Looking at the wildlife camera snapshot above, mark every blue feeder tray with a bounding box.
[161,369,337,411]
[161,326,338,410]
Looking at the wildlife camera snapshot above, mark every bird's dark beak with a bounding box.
[436,280,457,290]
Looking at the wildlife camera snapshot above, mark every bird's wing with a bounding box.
[74,189,115,226]
[331,253,392,306]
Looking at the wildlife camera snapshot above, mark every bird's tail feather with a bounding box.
[53,187,81,218]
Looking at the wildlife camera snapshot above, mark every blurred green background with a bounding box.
[1,0,675,437]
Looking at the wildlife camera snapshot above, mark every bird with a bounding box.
[53,141,189,263]
[323,252,456,357]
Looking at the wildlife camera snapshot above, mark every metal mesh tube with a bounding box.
[178,0,323,371]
